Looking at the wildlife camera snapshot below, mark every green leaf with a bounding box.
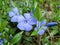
[50,27,58,36]
[0,20,8,31]
[39,0,45,3]
[34,5,42,21]
[0,0,2,8]
[50,30,58,36]
[12,31,23,44]
[31,30,38,36]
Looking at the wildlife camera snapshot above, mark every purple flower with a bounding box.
[17,13,37,31]
[35,20,47,30]
[38,30,45,35]
[9,7,22,22]
[8,7,19,18]
[8,12,15,17]
[46,22,58,27]
[12,7,19,14]
[8,7,37,31]
[35,20,48,35]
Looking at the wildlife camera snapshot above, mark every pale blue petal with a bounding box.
[9,12,15,17]
[38,30,45,35]
[11,16,18,22]
[34,27,38,31]
[36,21,41,28]
[13,7,18,14]
[0,43,3,45]
[17,22,25,30]
[24,13,32,20]
[24,23,33,32]
[42,26,48,31]
[40,20,47,26]
[27,18,37,25]
[17,15,25,23]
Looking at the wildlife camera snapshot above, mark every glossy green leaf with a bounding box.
[0,20,8,31]
[12,31,23,44]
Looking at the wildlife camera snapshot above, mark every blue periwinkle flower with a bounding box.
[9,7,37,31]
[46,22,58,27]
[9,12,15,17]
[35,20,48,35]
[38,30,45,35]
[9,7,20,22]
[9,7,58,34]
[8,7,19,18]
[9,7,58,35]
[17,13,37,32]
[12,7,18,14]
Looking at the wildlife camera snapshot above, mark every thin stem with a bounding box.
[38,35,42,45]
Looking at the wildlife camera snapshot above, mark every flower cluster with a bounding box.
[9,7,37,32]
[35,20,58,35]
[9,7,58,35]
[35,20,48,35]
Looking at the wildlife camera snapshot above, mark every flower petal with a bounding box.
[13,7,18,14]
[17,15,25,23]
[9,12,15,17]
[46,22,58,27]
[24,23,33,32]
[24,13,32,20]
[38,30,45,35]
[34,27,38,31]
[11,16,18,22]
[40,20,47,26]
[42,26,48,31]
[28,18,37,25]
[17,22,25,30]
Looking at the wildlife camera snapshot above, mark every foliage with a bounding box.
[0,0,60,45]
